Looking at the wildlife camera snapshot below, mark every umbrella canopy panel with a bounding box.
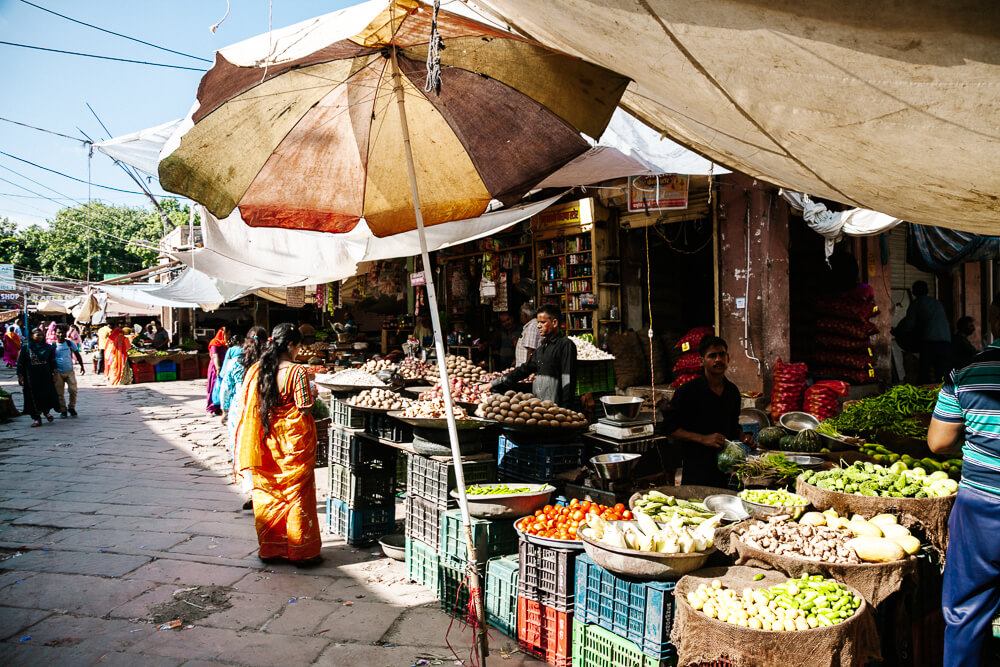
[159,0,629,237]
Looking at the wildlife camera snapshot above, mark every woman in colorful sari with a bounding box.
[236,323,322,566]
[3,326,20,368]
[67,324,83,349]
[206,327,227,416]
[225,326,266,510]
[103,326,132,385]
[45,321,58,344]
[17,328,59,427]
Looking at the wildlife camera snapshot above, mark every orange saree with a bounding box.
[236,362,320,561]
[104,328,131,385]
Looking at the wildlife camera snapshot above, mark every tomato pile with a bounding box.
[516,499,633,541]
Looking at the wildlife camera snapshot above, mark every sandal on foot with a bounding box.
[30,420,42,427]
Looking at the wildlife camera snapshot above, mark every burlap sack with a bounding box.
[670,566,882,667]
[796,479,955,560]
[725,530,918,607]
[636,328,667,385]
[607,331,646,388]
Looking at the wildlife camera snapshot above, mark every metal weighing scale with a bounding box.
[591,416,655,440]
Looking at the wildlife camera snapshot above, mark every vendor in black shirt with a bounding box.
[485,304,578,408]
[662,336,743,487]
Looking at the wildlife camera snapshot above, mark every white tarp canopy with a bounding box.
[98,268,253,311]
[93,118,184,177]
[781,190,902,258]
[471,0,1000,233]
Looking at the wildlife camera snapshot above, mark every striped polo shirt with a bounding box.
[932,340,1000,497]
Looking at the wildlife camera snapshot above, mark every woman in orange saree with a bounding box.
[103,326,132,385]
[236,323,321,566]
[3,326,21,368]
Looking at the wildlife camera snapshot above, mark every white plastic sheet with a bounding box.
[781,190,902,258]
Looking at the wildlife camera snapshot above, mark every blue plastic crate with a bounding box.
[497,433,585,483]
[154,360,177,373]
[574,554,676,660]
[325,497,394,546]
[438,509,519,569]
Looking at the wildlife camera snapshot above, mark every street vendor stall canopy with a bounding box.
[470,0,1000,233]
[97,267,254,311]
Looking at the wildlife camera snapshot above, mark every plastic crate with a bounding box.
[329,428,396,469]
[330,396,365,428]
[406,453,496,509]
[365,412,413,443]
[518,538,578,611]
[574,554,676,660]
[486,554,519,637]
[571,621,677,667]
[439,561,483,621]
[198,355,209,379]
[131,362,154,384]
[155,371,177,382]
[325,497,395,545]
[439,509,519,569]
[178,357,199,380]
[576,360,615,396]
[405,493,444,549]
[994,612,1000,639]
[518,596,572,667]
[154,360,177,373]
[327,463,396,509]
[497,434,585,483]
[405,537,440,593]
[396,452,408,494]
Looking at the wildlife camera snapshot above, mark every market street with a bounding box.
[0,366,530,666]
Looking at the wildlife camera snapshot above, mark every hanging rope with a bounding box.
[208,0,230,34]
[644,220,656,426]
[424,0,445,94]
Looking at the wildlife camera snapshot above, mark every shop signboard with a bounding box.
[533,197,596,230]
[0,290,22,305]
[626,174,689,212]
[285,286,305,308]
[409,271,426,286]
[0,264,13,290]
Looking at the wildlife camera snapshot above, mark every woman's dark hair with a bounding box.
[242,326,268,371]
[256,323,302,434]
[226,325,246,347]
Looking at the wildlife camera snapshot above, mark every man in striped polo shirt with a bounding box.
[928,301,1000,666]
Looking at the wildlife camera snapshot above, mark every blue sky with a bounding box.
[0,0,353,227]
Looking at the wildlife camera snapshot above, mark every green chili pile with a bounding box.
[822,384,938,438]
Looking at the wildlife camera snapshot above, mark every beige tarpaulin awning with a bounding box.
[471,0,1000,233]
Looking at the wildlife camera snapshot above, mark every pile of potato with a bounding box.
[398,357,433,380]
[348,388,414,411]
[425,354,485,381]
[474,391,588,428]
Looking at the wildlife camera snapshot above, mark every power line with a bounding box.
[0,41,209,72]
[18,0,213,64]
[0,116,90,144]
[0,151,184,198]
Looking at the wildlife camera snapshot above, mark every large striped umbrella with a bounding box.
[158,0,629,237]
[159,3,629,660]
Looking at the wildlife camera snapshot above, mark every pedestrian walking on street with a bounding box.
[53,324,85,418]
[103,326,132,385]
[16,327,59,427]
[227,326,267,510]
[206,327,228,416]
[236,323,322,567]
[3,325,21,368]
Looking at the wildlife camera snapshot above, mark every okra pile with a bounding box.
[688,574,862,631]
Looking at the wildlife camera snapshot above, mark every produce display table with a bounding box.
[671,566,881,667]
[796,479,955,558]
[127,350,201,365]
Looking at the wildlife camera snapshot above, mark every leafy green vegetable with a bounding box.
[822,384,938,438]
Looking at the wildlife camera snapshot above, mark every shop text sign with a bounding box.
[534,198,595,229]
[627,174,689,212]
[0,290,22,303]
[285,286,305,308]
[0,264,13,290]
[409,271,426,286]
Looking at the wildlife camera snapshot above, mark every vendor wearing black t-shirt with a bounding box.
[661,336,742,487]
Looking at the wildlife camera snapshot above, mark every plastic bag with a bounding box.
[717,440,750,473]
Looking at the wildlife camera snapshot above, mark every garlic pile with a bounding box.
[570,336,615,360]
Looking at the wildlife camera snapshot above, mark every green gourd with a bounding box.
[757,427,786,449]
[793,429,824,453]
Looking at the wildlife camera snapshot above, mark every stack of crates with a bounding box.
[178,356,199,380]
[485,554,519,637]
[438,508,519,620]
[325,397,396,545]
[497,431,585,483]
[131,362,155,384]
[572,553,678,666]
[404,452,495,553]
[517,538,580,666]
[154,360,177,382]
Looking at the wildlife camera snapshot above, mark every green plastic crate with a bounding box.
[576,360,615,395]
[330,396,365,428]
[405,537,440,593]
[438,509,519,569]
[155,371,177,382]
[571,621,677,667]
[486,554,519,637]
[439,561,483,621]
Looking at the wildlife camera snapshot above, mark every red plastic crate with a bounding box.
[178,357,199,380]
[518,596,572,667]
[131,362,155,384]
[198,355,209,378]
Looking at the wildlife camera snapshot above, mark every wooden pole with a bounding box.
[389,45,489,664]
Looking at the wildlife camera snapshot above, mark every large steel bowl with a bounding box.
[779,411,821,433]
[579,523,716,580]
[590,453,642,482]
[452,483,554,518]
[600,395,644,422]
[739,496,809,521]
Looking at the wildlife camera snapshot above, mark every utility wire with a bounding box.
[18,0,212,63]
[0,116,89,144]
[0,150,184,198]
[0,41,208,71]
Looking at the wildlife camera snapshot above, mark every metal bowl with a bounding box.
[739,496,809,521]
[785,455,825,470]
[452,483,554,518]
[378,534,406,561]
[703,494,750,522]
[600,395,644,422]
[385,411,489,430]
[514,521,585,550]
[779,411,821,433]
[590,453,642,482]
[579,521,716,581]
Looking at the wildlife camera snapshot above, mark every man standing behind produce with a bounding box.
[928,299,1000,667]
[662,336,742,487]
[893,280,951,383]
[485,304,577,408]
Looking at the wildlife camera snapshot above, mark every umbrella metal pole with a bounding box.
[389,47,489,664]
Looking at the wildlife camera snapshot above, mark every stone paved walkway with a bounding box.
[0,364,532,666]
